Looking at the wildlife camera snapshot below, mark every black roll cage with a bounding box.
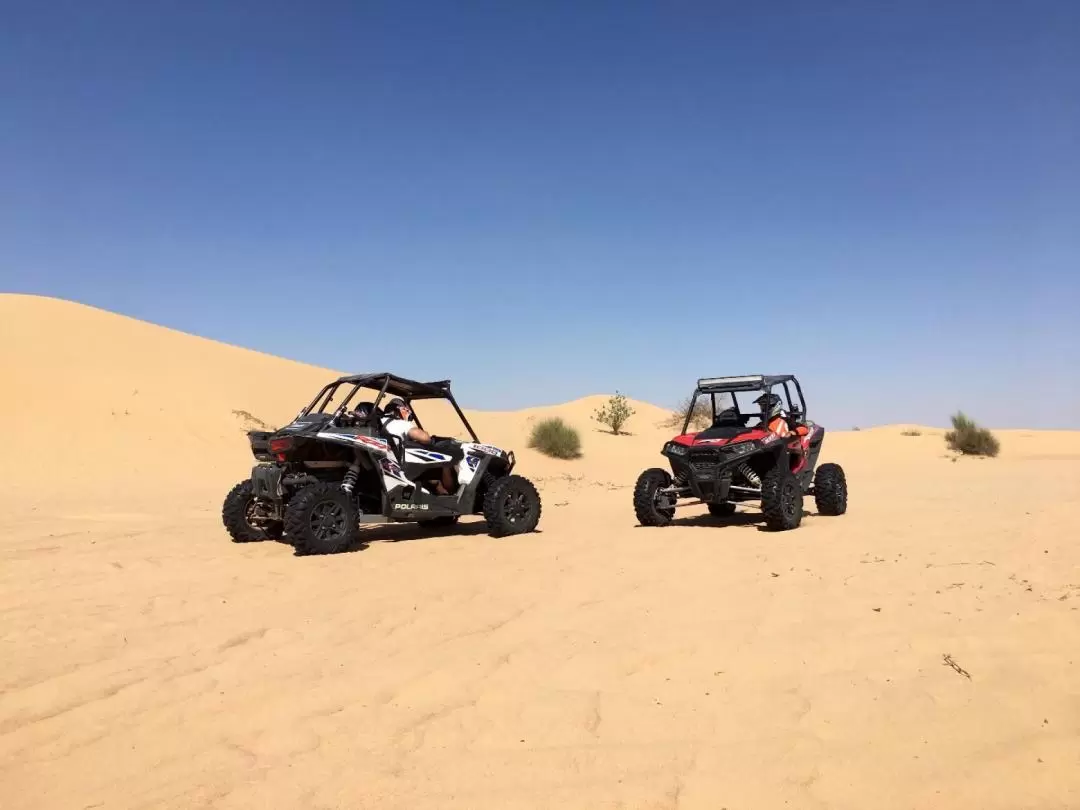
[681,374,807,435]
[297,372,481,443]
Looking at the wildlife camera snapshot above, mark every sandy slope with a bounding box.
[1,293,1078,809]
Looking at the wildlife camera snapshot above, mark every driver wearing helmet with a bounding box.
[381,397,456,495]
[347,401,377,424]
[754,392,791,438]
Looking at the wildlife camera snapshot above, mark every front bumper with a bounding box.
[666,442,761,502]
[684,465,732,501]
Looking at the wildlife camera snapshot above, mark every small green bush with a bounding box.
[945,412,999,457]
[901,429,922,437]
[593,391,636,435]
[664,395,711,431]
[528,417,582,459]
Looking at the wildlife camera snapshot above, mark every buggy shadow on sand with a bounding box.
[634,374,848,531]
[648,508,766,530]
[283,512,502,556]
[222,372,542,554]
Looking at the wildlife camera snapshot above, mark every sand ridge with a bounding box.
[1,293,1079,809]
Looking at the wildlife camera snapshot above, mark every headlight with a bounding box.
[665,442,688,456]
[726,441,757,457]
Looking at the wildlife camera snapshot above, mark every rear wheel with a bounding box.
[707,501,737,518]
[222,480,282,542]
[284,483,360,555]
[633,468,676,526]
[483,475,542,537]
[761,466,803,531]
[814,463,848,516]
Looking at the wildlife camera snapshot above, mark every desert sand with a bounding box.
[2,293,1078,809]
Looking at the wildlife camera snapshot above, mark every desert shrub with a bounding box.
[664,395,712,431]
[901,429,922,437]
[528,417,582,459]
[593,391,636,435]
[945,412,999,457]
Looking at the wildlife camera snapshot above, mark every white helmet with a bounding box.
[754,392,784,420]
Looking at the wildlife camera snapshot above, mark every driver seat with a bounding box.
[712,407,747,428]
[347,401,383,428]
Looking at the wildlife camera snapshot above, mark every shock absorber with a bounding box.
[341,463,360,494]
[736,462,761,487]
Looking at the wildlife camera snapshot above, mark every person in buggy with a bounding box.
[753,392,792,438]
[378,397,459,495]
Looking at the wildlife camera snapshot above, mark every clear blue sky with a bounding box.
[2,1,1077,428]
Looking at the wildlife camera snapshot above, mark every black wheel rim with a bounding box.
[782,480,799,517]
[503,488,531,525]
[244,497,274,531]
[653,486,675,516]
[310,501,347,541]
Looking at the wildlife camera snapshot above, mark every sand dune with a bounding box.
[2,293,1078,809]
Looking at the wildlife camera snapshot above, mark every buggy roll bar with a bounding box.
[696,374,797,392]
[441,392,481,444]
[368,385,480,444]
[681,374,808,435]
[697,375,766,390]
[300,375,481,444]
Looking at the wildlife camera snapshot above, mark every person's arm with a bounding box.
[406,425,432,443]
[386,418,442,445]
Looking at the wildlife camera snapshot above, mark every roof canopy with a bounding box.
[331,372,453,400]
[695,374,797,393]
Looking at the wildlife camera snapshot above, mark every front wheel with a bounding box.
[633,468,676,526]
[222,480,282,542]
[483,475,542,537]
[761,466,804,531]
[284,483,360,555]
[814,463,848,516]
